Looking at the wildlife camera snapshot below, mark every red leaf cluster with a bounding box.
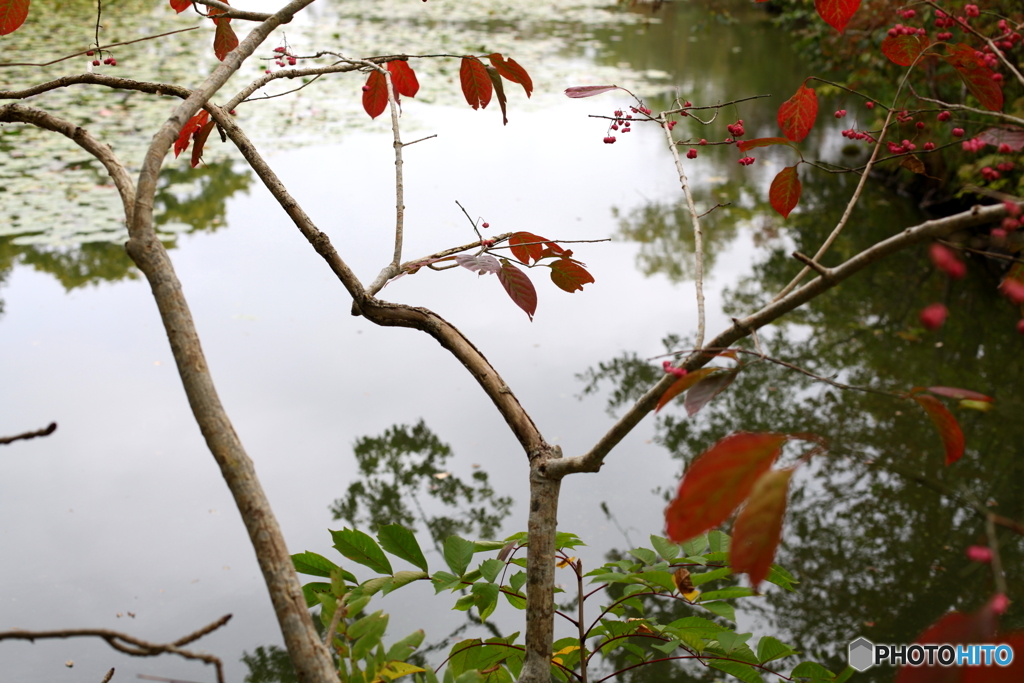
[769,166,802,219]
[881,33,931,66]
[944,43,1003,112]
[460,56,492,110]
[174,110,210,161]
[209,1,238,62]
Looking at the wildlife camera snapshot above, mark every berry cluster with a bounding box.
[726,119,745,138]
[86,48,117,68]
[737,156,755,166]
[602,108,632,144]
[265,44,298,74]
[662,360,687,378]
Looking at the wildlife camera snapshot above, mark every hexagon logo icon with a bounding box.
[848,637,875,672]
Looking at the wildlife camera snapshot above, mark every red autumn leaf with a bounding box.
[174,111,209,158]
[362,69,389,119]
[962,631,1024,683]
[896,596,1004,683]
[665,432,788,544]
[387,60,419,97]
[777,84,818,143]
[169,0,190,13]
[489,54,533,98]
[911,394,965,465]
[977,126,1024,151]
[944,43,1003,112]
[737,137,792,153]
[564,85,621,99]
[0,0,29,34]
[508,232,548,264]
[924,387,993,403]
[684,368,739,417]
[486,65,509,126]
[190,120,216,169]
[460,56,492,110]
[731,468,794,590]
[813,0,861,33]
[213,19,238,62]
[881,33,931,66]
[549,259,594,293]
[769,165,802,219]
[656,367,720,413]
[497,260,537,320]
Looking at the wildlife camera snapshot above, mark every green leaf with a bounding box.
[360,576,391,596]
[628,547,658,565]
[708,530,731,553]
[639,570,677,592]
[445,536,477,577]
[650,535,681,560]
[700,601,736,622]
[301,581,333,608]
[501,587,526,609]
[472,582,501,620]
[353,618,389,659]
[757,635,798,664]
[681,534,707,556]
[292,551,341,578]
[378,524,429,572]
[431,571,464,594]
[509,571,527,593]
[716,631,753,654]
[455,673,483,683]
[555,532,586,549]
[653,638,682,654]
[791,661,836,681]
[479,559,505,583]
[690,567,732,586]
[385,629,426,662]
[453,594,475,611]
[332,528,393,575]
[766,564,799,591]
[700,586,756,601]
[665,615,728,635]
[381,570,428,595]
[350,610,387,639]
[708,659,764,683]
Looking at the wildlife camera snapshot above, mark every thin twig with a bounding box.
[323,597,345,647]
[986,515,1009,595]
[773,107,895,302]
[192,0,274,21]
[0,422,57,446]
[792,251,829,275]
[576,560,588,683]
[0,28,200,68]
[660,110,706,350]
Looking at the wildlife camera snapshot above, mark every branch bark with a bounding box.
[547,202,1010,479]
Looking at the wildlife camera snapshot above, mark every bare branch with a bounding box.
[100,668,114,683]
[0,616,231,683]
[547,202,1010,478]
[0,73,192,101]
[773,107,894,301]
[192,0,274,21]
[0,28,199,69]
[0,422,57,446]
[659,111,706,350]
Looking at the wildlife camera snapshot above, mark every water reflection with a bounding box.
[589,171,1023,678]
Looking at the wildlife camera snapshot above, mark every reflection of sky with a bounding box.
[1,96,765,680]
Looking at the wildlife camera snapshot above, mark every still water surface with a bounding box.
[2,1,1020,682]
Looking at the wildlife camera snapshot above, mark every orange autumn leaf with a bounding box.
[731,468,794,590]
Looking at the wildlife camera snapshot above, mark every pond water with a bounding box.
[1,1,1021,682]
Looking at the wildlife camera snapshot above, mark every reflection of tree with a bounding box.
[330,420,513,550]
[0,161,251,314]
[585,173,1023,680]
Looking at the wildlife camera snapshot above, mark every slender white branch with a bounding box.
[660,112,706,350]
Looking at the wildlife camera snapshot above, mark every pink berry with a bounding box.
[362,85,370,91]
[698,139,707,146]
[1003,217,1019,231]
[1004,200,1021,216]
[603,136,617,144]
[999,143,1013,153]
[86,50,95,56]
[966,545,992,563]
[1000,278,1024,304]
[965,4,979,18]
[920,303,948,330]
[866,101,875,109]
[482,222,490,228]
[916,121,925,130]
[924,142,935,150]
[834,109,847,118]
[686,148,697,159]
[952,127,965,137]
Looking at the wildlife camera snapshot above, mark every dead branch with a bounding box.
[0,422,57,446]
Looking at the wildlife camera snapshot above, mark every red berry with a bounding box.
[86,50,94,56]
[920,303,948,330]
[603,136,617,144]
[686,148,697,159]
[362,85,370,91]
[92,59,101,66]
[482,222,490,228]
[698,139,707,146]
[834,110,846,118]
[916,121,925,130]
[1000,278,1024,304]
[952,127,965,138]
[866,101,875,109]
[924,142,935,151]
[966,545,993,562]
[965,4,979,18]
